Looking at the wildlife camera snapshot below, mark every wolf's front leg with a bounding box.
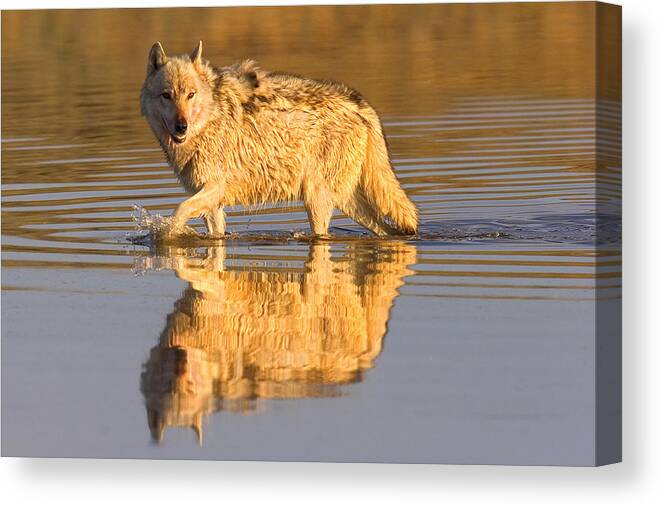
[171,181,224,231]
[203,207,225,237]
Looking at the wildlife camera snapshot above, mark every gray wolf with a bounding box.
[140,41,418,237]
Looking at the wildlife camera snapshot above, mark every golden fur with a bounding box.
[140,41,418,236]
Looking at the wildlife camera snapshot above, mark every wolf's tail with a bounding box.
[360,108,418,235]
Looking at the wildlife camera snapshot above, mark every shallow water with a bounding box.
[1,4,620,464]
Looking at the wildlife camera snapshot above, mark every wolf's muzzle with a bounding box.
[175,119,188,135]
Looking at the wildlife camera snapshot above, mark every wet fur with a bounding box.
[140,42,418,236]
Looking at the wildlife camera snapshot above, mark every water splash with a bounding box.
[129,205,200,245]
[127,204,317,249]
[127,205,620,248]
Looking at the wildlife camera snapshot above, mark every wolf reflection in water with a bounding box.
[140,242,416,444]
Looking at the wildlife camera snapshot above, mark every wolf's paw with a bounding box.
[131,205,199,243]
[204,231,228,240]
[160,216,198,238]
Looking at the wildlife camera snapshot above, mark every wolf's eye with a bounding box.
[187,91,196,100]
[161,92,171,100]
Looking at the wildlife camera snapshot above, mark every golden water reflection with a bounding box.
[140,242,415,444]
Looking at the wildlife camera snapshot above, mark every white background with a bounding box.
[1,0,658,503]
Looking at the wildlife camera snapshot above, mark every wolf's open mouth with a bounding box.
[171,134,186,144]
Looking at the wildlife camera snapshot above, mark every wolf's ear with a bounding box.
[192,413,203,447]
[147,408,165,443]
[147,42,167,76]
[190,40,203,67]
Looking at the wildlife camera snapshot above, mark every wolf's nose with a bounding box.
[175,119,188,135]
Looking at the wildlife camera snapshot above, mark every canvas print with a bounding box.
[1,2,621,465]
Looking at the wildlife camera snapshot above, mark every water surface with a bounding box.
[1,4,620,464]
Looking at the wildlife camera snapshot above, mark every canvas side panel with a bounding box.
[595,1,622,467]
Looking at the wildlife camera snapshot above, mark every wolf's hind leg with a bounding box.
[303,184,334,236]
[341,189,398,236]
[203,207,226,237]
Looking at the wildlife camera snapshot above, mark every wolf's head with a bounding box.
[140,41,216,148]
[141,346,215,446]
